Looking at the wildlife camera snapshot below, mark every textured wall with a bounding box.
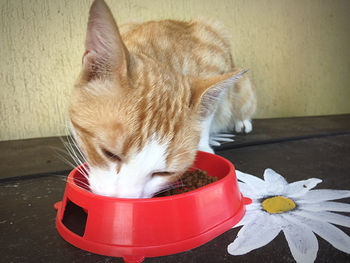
[1,0,350,141]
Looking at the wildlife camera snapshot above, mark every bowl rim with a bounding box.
[67,151,235,203]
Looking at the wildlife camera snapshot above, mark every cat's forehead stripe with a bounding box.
[117,64,190,155]
[71,119,93,137]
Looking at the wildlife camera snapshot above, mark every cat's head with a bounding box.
[69,0,243,198]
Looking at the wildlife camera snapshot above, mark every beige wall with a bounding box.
[1,0,350,141]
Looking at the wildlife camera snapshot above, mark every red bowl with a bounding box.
[55,151,249,263]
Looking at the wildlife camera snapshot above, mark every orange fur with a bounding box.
[69,0,256,197]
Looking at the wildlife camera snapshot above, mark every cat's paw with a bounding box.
[234,120,253,133]
[209,133,235,147]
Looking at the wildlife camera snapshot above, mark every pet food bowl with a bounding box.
[54,151,250,263]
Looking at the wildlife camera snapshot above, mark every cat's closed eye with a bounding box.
[102,149,121,162]
[152,171,174,177]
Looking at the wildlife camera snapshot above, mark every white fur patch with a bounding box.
[198,86,229,153]
[88,134,169,198]
[143,175,172,198]
[198,111,215,153]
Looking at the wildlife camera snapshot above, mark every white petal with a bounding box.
[282,219,318,263]
[262,169,289,196]
[209,140,221,146]
[245,202,262,212]
[213,133,235,138]
[296,189,350,203]
[263,168,288,186]
[228,212,281,255]
[238,182,263,199]
[211,136,234,142]
[233,210,255,228]
[235,170,265,190]
[298,201,350,213]
[292,214,350,254]
[238,182,252,197]
[284,178,322,198]
[292,210,350,228]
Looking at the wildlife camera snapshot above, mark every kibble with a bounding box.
[155,169,218,197]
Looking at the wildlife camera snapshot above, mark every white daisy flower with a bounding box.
[228,168,350,263]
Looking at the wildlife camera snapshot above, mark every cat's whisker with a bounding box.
[70,162,90,180]
[52,148,80,169]
[60,136,88,169]
[59,140,78,163]
[67,180,90,191]
[59,149,87,177]
[54,174,91,190]
[70,179,91,189]
[53,144,90,180]
[62,137,85,164]
[76,167,90,180]
[66,133,87,163]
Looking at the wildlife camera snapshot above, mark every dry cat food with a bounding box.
[155,169,218,197]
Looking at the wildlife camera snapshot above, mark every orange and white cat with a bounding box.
[68,0,256,198]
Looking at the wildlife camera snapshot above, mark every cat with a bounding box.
[68,0,256,198]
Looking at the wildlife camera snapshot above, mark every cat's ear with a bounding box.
[82,0,129,81]
[190,69,248,118]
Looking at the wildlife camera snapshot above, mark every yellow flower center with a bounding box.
[262,196,296,214]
